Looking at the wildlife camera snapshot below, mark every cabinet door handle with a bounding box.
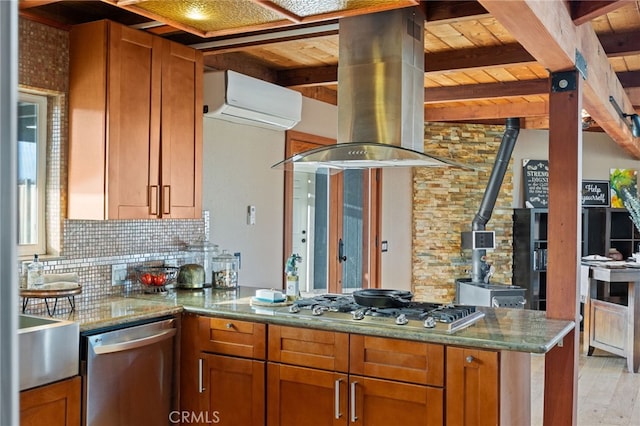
[334,379,342,419]
[350,380,358,422]
[162,185,171,215]
[198,358,205,393]
[466,355,474,364]
[149,185,158,216]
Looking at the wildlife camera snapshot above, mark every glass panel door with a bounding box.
[340,169,369,292]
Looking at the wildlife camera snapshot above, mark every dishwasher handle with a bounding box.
[93,328,177,355]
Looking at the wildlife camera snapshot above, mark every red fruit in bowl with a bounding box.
[140,273,153,285]
[153,273,166,286]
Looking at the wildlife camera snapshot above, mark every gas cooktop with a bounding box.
[279,294,485,334]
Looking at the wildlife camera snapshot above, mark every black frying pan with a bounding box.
[352,289,413,308]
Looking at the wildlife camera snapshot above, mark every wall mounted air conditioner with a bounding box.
[203,70,302,131]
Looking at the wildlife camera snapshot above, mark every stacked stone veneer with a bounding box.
[413,123,514,303]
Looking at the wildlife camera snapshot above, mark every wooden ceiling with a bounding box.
[18,0,640,157]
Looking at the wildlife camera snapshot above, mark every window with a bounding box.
[17,91,47,256]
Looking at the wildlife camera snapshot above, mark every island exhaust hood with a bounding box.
[273,7,463,172]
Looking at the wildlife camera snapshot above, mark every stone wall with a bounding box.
[413,123,514,302]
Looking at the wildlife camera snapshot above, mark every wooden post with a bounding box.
[545,69,582,425]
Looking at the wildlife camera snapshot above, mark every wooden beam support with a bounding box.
[479,0,639,156]
[546,69,583,426]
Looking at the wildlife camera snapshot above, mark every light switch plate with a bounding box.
[111,264,127,286]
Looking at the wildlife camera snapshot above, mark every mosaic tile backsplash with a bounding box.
[21,213,209,316]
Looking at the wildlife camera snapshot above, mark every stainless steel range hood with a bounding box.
[273,7,462,171]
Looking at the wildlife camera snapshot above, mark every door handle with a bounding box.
[149,185,159,216]
[198,358,205,393]
[334,378,342,419]
[338,238,347,262]
[92,328,176,355]
[350,380,358,422]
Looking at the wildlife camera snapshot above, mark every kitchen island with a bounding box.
[54,287,574,426]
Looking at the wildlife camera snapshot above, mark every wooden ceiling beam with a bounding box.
[424,101,548,121]
[277,66,338,87]
[424,1,491,25]
[425,79,549,103]
[599,30,640,57]
[479,0,640,158]
[425,43,535,73]
[18,0,60,9]
[570,0,634,26]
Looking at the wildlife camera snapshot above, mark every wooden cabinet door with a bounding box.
[349,375,443,426]
[160,39,203,219]
[201,353,265,426]
[446,346,499,426]
[267,363,347,426]
[20,376,81,426]
[69,20,202,220]
[107,22,162,219]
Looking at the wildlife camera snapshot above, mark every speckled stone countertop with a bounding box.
[52,286,574,352]
[109,286,575,354]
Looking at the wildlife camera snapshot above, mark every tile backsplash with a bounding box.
[21,212,209,316]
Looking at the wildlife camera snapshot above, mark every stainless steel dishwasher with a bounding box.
[81,316,178,426]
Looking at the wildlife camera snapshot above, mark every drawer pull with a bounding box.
[335,379,342,419]
[466,355,474,364]
[198,358,205,393]
[225,322,234,329]
[350,381,358,422]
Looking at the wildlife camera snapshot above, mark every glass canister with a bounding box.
[212,250,239,289]
[187,241,219,285]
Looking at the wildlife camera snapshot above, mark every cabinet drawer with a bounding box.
[199,317,266,359]
[268,325,349,372]
[350,335,444,387]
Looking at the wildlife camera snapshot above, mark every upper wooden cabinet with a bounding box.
[68,20,202,219]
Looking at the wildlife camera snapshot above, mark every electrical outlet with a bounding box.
[111,264,127,286]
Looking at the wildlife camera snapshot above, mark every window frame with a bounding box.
[17,90,47,257]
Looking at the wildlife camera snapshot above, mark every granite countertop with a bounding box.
[132,286,574,354]
[53,286,575,353]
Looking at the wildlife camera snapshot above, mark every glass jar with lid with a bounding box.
[187,241,219,285]
[212,250,239,289]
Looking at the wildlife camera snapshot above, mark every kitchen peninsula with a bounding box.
[59,287,574,425]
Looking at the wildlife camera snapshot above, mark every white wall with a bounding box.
[202,118,285,287]
[512,129,640,207]
[380,168,413,290]
[292,96,338,138]
[202,96,339,288]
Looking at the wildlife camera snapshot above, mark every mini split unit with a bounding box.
[203,70,302,131]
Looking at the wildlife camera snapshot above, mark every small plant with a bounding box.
[622,187,640,234]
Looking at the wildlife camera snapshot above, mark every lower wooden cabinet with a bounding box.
[181,312,266,425]
[180,314,529,426]
[267,363,347,425]
[200,353,265,425]
[20,376,81,426]
[445,346,531,426]
[266,364,444,426]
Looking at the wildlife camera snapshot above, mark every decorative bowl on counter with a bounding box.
[135,266,178,293]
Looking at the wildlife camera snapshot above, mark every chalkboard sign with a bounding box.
[582,180,610,207]
[523,159,549,208]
